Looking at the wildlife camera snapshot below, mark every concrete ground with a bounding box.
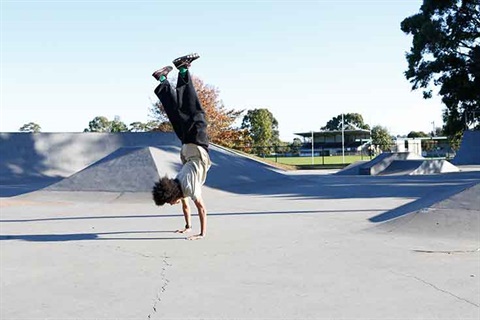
[1,169,479,319]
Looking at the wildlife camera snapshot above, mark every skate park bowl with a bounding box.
[1,132,480,319]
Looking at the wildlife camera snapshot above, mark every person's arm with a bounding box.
[187,196,207,240]
[175,198,192,234]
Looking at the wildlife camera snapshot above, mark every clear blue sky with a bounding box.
[0,0,444,141]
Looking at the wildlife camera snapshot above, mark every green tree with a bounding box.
[19,122,41,133]
[371,125,393,151]
[84,116,128,132]
[432,126,444,136]
[290,137,303,156]
[129,121,159,132]
[321,113,370,131]
[407,131,430,138]
[84,116,110,132]
[401,0,480,138]
[241,108,280,154]
[110,116,128,133]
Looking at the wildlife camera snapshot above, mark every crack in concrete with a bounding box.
[110,192,125,202]
[147,252,171,319]
[113,245,158,258]
[412,248,480,254]
[391,271,479,308]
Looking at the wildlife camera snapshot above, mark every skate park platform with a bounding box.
[336,152,460,176]
[1,132,479,319]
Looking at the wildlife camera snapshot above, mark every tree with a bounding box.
[150,77,246,148]
[84,116,128,132]
[371,125,393,151]
[110,116,128,133]
[290,137,303,156]
[84,116,110,132]
[129,121,159,132]
[321,113,370,131]
[432,126,444,136]
[19,122,41,133]
[401,0,480,138]
[241,108,280,154]
[407,131,430,138]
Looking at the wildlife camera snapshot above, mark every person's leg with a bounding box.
[175,70,209,149]
[153,67,184,142]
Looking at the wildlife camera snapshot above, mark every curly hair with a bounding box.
[152,176,183,206]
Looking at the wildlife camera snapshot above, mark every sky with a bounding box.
[0,0,445,142]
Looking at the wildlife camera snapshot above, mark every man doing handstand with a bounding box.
[151,53,211,241]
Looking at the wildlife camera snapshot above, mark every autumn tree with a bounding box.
[150,76,246,148]
[401,0,480,141]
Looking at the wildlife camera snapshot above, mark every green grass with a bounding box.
[264,155,370,166]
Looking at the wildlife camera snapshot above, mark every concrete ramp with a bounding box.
[206,145,285,192]
[334,160,369,175]
[0,132,181,184]
[380,160,459,176]
[0,132,286,194]
[336,152,423,175]
[374,183,480,241]
[46,147,178,192]
[358,152,423,175]
[452,130,480,165]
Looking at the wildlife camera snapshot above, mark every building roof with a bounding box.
[295,129,371,138]
[395,136,448,141]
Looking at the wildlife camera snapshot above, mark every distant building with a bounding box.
[295,130,454,158]
[394,136,454,158]
[392,137,422,156]
[295,129,371,156]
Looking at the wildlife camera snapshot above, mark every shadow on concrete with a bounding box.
[0,230,184,242]
[0,208,388,223]
[0,178,62,197]
[1,133,479,224]
[220,172,480,224]
[0,133,63,197]
[2,173,478,224]
[368,184,473,222]
[0,132,183,197]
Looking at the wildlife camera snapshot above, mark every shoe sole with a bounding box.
[173,53,200,69]
[152,66,173,80]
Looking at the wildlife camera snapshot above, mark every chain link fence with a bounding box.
[230,142,455,166]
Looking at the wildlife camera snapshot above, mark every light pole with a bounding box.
[311,130,314,165]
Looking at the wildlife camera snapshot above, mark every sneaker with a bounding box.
[152,66,173,81]
[173,53,200,69]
